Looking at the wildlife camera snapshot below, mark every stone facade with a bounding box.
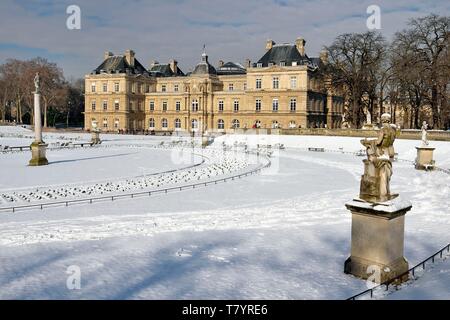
[84,39,344,133]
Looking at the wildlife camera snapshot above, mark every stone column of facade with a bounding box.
[29,73,49,166]
[344,113,412,284]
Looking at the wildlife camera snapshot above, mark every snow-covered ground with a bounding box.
[0,126,448,299]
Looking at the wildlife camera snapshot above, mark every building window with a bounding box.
[256,78,262,89]
[175,101,181,112]
[218,100,224,112]
[272,77,279,89]
[174,84,179,92]
[232,119,240,129]
[145,84,150,93]
[138,83,142,93]
[191,119,198,130]
[91,101,96,111]
[243,83,247,91]
[114,82,120,92]
[268,62,274,67]
[175,118,181,129]
[290,98,297,112]
[149,101,155,111]
[114,119,119,129]
[272,99,279,112]
[292,61,298,66]
[272,120,279,129]
[257,63,263,68]
[162,101,168,112]
[114,100,120,111]
[103,118,108,128]
[138,100,142,111]
[290,77,297,89]
[280,61,286,67]
[91,82,96,93]
[255,99,261,112]
[234,100,239,112]
[192,99,199,112]
[102,83,108,92]
[131,83,136,93]
[228,83,234,91]
[103,100,108,111]
[161,84,167,92]
[162,118,168,129]
[129,101,133,111]
[149,118,155,129]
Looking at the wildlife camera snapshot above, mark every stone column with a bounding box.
[29,89,48,166]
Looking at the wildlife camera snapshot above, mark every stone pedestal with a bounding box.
[415,146,435,170]
[29,141,48,166]
[344,198,412,284]
[91,131,101,144]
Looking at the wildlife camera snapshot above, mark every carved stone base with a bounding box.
[344,198,412,284]
[29,141,48,166]
[415,146,435,170]
[91,131,101,145]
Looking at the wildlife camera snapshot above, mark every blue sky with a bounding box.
[0,0,448,78]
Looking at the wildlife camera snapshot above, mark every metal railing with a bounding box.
[0,157,271,214]
[347,243,450,300]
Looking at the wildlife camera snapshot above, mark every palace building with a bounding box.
[84,38,344,133]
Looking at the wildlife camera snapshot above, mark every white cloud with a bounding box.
[0,0,448,78]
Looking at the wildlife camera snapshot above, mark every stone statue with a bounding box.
[359,113,397,202]
[363,107,372,125]
[34,72,40,94]
[421,121,429,146]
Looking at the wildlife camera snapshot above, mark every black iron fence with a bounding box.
[0,157,271,214]
[347,243,450,300]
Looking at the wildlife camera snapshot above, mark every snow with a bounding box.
[0,126,449,299]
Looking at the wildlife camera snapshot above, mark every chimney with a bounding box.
[295,38,306,56]
[150,60,159,69]
[320,49,329,65]
[218,60,224,68]
[124,49,135,67]
[266,39,275,51]
[169,59,178,74]
[104,51,113,60]
[245,59,251,68]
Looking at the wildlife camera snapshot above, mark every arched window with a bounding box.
[162,118,168,129]
[272,120,279,129]
[218,119,225,130]
[175,118,181,129]
[192,99,199,112]
[191,119,199,131]
[232,119,240,129]
[149,118,155,129]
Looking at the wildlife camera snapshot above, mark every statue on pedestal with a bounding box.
[415,120,435,170]
[29,72,48,166]
[344,113,412,284]
[91,121,101,144]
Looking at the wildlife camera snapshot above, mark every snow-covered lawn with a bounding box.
[0,126,448,299]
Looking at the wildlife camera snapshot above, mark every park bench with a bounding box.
[308,147,325,152]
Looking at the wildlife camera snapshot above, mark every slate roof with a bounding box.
[217,62,246,75]
[93,55,148,75]
[149,64,185,77]
[254,44,312,67]
[191,52,217,75]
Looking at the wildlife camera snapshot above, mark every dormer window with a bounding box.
[292,61,298,66]
[268,62,274,67]
[257,63,263,68]
[280,61,286,67]
[161,84,167,92]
